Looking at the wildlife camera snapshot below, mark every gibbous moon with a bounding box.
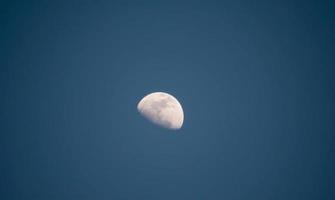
[137,92,184,130]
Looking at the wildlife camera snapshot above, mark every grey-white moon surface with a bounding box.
[137,92,184,130]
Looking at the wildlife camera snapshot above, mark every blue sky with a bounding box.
[1,1,335,199]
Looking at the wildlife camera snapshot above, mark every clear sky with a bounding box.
[1,1,335,199]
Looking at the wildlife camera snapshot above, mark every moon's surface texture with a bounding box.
[137,92,184,130]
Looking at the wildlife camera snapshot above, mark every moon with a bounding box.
[137,92,184,130]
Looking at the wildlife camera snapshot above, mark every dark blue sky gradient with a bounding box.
[1,1,335,199]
